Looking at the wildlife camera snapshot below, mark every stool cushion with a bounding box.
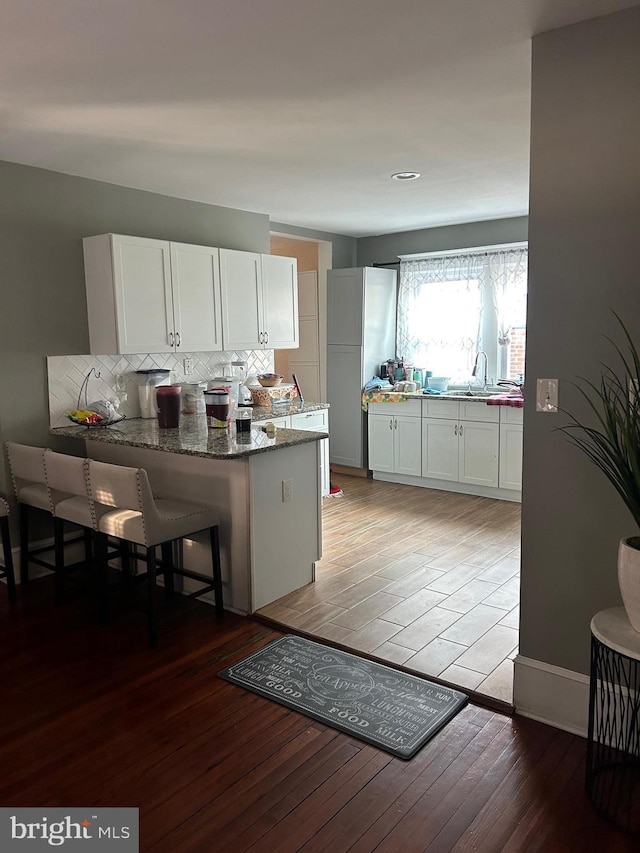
[18,483,52,512]
[54,496,94,527]
[98,499,219,548]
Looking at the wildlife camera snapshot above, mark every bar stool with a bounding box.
[0,497,17,602]
[43,450,96,602]
[87,459,224,647]
[5,442,53,584]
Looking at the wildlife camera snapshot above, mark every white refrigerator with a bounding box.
[327,267,397,469]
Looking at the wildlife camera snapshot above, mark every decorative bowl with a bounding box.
[258,374,283,387]
[426,377,450,392]
[68,413,125,428]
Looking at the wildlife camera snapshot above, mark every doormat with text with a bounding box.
[218,634,468,759]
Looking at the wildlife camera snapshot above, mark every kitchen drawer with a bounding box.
[291,409,329,431]
[500,405,524,425]
[369,400,422,417]
[265,416,291,429]
[422,399,459,419]
[458,401,500,423]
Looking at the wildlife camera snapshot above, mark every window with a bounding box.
[397,245,528,385]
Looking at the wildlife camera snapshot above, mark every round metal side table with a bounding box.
[587,607,640,835]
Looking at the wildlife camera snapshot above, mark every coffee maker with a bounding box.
[380,359,403,383]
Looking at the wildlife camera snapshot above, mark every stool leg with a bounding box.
[0,515,16,603]
[95,533,109,625]
[83,529,93,568]
[146,546,158,648]
[161,541,175,596]
[119,539,132,585]
[19,503,29,585]
[53,517,66,603]
[210,526,224,617]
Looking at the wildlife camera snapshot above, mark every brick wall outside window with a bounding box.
[508,326,526,380]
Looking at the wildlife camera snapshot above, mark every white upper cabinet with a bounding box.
[169,242,223,352]
[84,235,297,355]
[261,255,298,349]
[83,234,222,355]
[220,249,298,350]
[219,248,263,350]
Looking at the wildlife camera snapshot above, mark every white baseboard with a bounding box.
[514,654,590,737]
[372,471,522,503]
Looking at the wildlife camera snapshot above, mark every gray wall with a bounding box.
[521,7,640,674]
[0,161,351,502]
[356,216,528,266]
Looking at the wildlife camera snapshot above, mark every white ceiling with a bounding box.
[1,0,637,237]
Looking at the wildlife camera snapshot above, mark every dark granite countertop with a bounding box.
[249,401,329,421]
[50,414,327,460]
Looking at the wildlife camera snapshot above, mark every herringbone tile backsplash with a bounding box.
[47,349,274,427]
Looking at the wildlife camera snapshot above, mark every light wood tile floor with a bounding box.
[257,474,521,705]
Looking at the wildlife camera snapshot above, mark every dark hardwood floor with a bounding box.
[0,576,635,852]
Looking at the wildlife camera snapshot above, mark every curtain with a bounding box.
[398,254,486,380]
[487,248,528,347]
[398,247,528,382]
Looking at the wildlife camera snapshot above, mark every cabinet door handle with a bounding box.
[454,424,458,436]
[169,331,174,347]
[394,418,397,429]
[459,424,463,436]
[389,419,393,430]
[175,331,181,348]
[265,331,269,345]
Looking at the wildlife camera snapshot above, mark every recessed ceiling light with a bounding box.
[391,171,421,181]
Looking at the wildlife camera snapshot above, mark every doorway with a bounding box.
[269,233,331,402]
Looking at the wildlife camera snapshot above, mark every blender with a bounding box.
[135,369,171,418]
[231,360,252,404]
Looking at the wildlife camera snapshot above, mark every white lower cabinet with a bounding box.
[369,397,522,500]
[421,418,459,481]
[422,400,499,488]
[499,407,524,490]
[291,410,330,498]
[422,417,499,487]
[458,420,500,487]
[368,402,422,477]
[257,409,330,497]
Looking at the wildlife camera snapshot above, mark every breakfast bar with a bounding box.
[50,415,328,614]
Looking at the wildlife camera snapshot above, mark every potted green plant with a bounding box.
[557,312,640,631]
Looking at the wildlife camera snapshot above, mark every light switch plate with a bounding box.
[536,378,558,412]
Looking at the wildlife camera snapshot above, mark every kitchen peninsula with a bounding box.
[51,412,328,614]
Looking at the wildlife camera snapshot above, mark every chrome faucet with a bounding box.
[472,351,489,389]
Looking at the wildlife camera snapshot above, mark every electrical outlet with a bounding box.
[183,357,194,375]
[536,378,558,412]
[282,479,293,503]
